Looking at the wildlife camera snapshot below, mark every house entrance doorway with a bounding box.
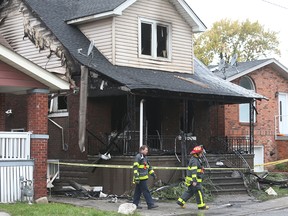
[278,93,288,134]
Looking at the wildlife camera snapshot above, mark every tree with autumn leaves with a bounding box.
[194,19,281,65]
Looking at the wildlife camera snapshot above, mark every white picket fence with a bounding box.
[0,132,34,203]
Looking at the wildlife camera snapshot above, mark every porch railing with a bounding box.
[0,132,33,203]
[87,132,197,156]
[209,136,252,154]
[0,132,31,160]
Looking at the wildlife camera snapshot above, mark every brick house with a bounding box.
[212,58,288,172]
[0,37,69,202]
[0,0,265,198]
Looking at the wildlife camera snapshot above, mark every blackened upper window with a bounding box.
[140,19,170,59]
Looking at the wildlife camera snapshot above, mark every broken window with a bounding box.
[140,19,170,59]
[141,23,152,56]
[49,94,68,114]
[157,25,168,58]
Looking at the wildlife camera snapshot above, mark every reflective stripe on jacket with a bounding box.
[133,153,154,181]
[185,155,204,186]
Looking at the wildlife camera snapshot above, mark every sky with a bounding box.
[186,0,288,67]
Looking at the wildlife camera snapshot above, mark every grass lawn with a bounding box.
[0,202,127,216]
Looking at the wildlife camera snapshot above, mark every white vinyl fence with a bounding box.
[0,132,31,160]
[0,132,34,203]
[0,160,34,203]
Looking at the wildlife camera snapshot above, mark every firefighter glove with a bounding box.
[133,177,140,184]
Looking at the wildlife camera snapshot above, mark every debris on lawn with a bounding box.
[251,172,288,187]
[248,171,288,200]
[50,180,130,204]
[265,187,277,196]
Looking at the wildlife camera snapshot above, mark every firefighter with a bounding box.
[132,145,158,210]
[176,145,209,210]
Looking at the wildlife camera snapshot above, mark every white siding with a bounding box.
[0,2,66,75]
[79,18,113,63]
[114,0,193,73]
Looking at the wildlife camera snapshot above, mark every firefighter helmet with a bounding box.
[190,145,203,154]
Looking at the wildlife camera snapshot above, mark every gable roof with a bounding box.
[22,0,264,103]
[63,0,206,32]
[212,58,288,82]
[0,43,70,93]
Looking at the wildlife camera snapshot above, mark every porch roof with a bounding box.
[0,43,70,94]
[23,0,265,103]
[93,58,266,102]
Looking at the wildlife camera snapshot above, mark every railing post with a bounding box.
[249,101,254,154]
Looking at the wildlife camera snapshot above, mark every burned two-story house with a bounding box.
[0,0,265,199]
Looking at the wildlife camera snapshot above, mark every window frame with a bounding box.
[138,18,172,61]
[239,76,256,123]
[48,94,68,117]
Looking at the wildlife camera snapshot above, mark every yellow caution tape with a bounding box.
[254,158,288,167]
[48,161,248,171]
[48,158,288,172]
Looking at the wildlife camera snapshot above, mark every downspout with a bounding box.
[78,66,88,152]
[48,118,68,151]
[139,99,145,148]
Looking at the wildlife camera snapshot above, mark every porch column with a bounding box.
[27,89,49,199]
[0,93,5,130]
[249,100,255,154]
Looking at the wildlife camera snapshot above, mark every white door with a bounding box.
[278,93,288,134]
[254,146,264,172]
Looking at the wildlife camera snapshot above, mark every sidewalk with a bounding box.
[48,193,288,216]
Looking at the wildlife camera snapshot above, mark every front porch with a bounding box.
[87,132,253,157]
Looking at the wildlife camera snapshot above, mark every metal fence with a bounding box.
[209,136,252,154]
[87,131,198,156]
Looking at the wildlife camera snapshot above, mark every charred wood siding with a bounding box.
[77,0,193,73]
[0,0,68,77]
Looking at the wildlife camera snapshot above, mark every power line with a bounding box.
[261,0,288,10]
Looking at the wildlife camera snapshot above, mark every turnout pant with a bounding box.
[133,180,154,207]
[177,183,206,208]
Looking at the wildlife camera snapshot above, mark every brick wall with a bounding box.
[224,66,288,163]
[27,91,48,199]
[5,94,28,130]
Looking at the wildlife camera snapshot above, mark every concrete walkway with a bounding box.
[48,194,288,216]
